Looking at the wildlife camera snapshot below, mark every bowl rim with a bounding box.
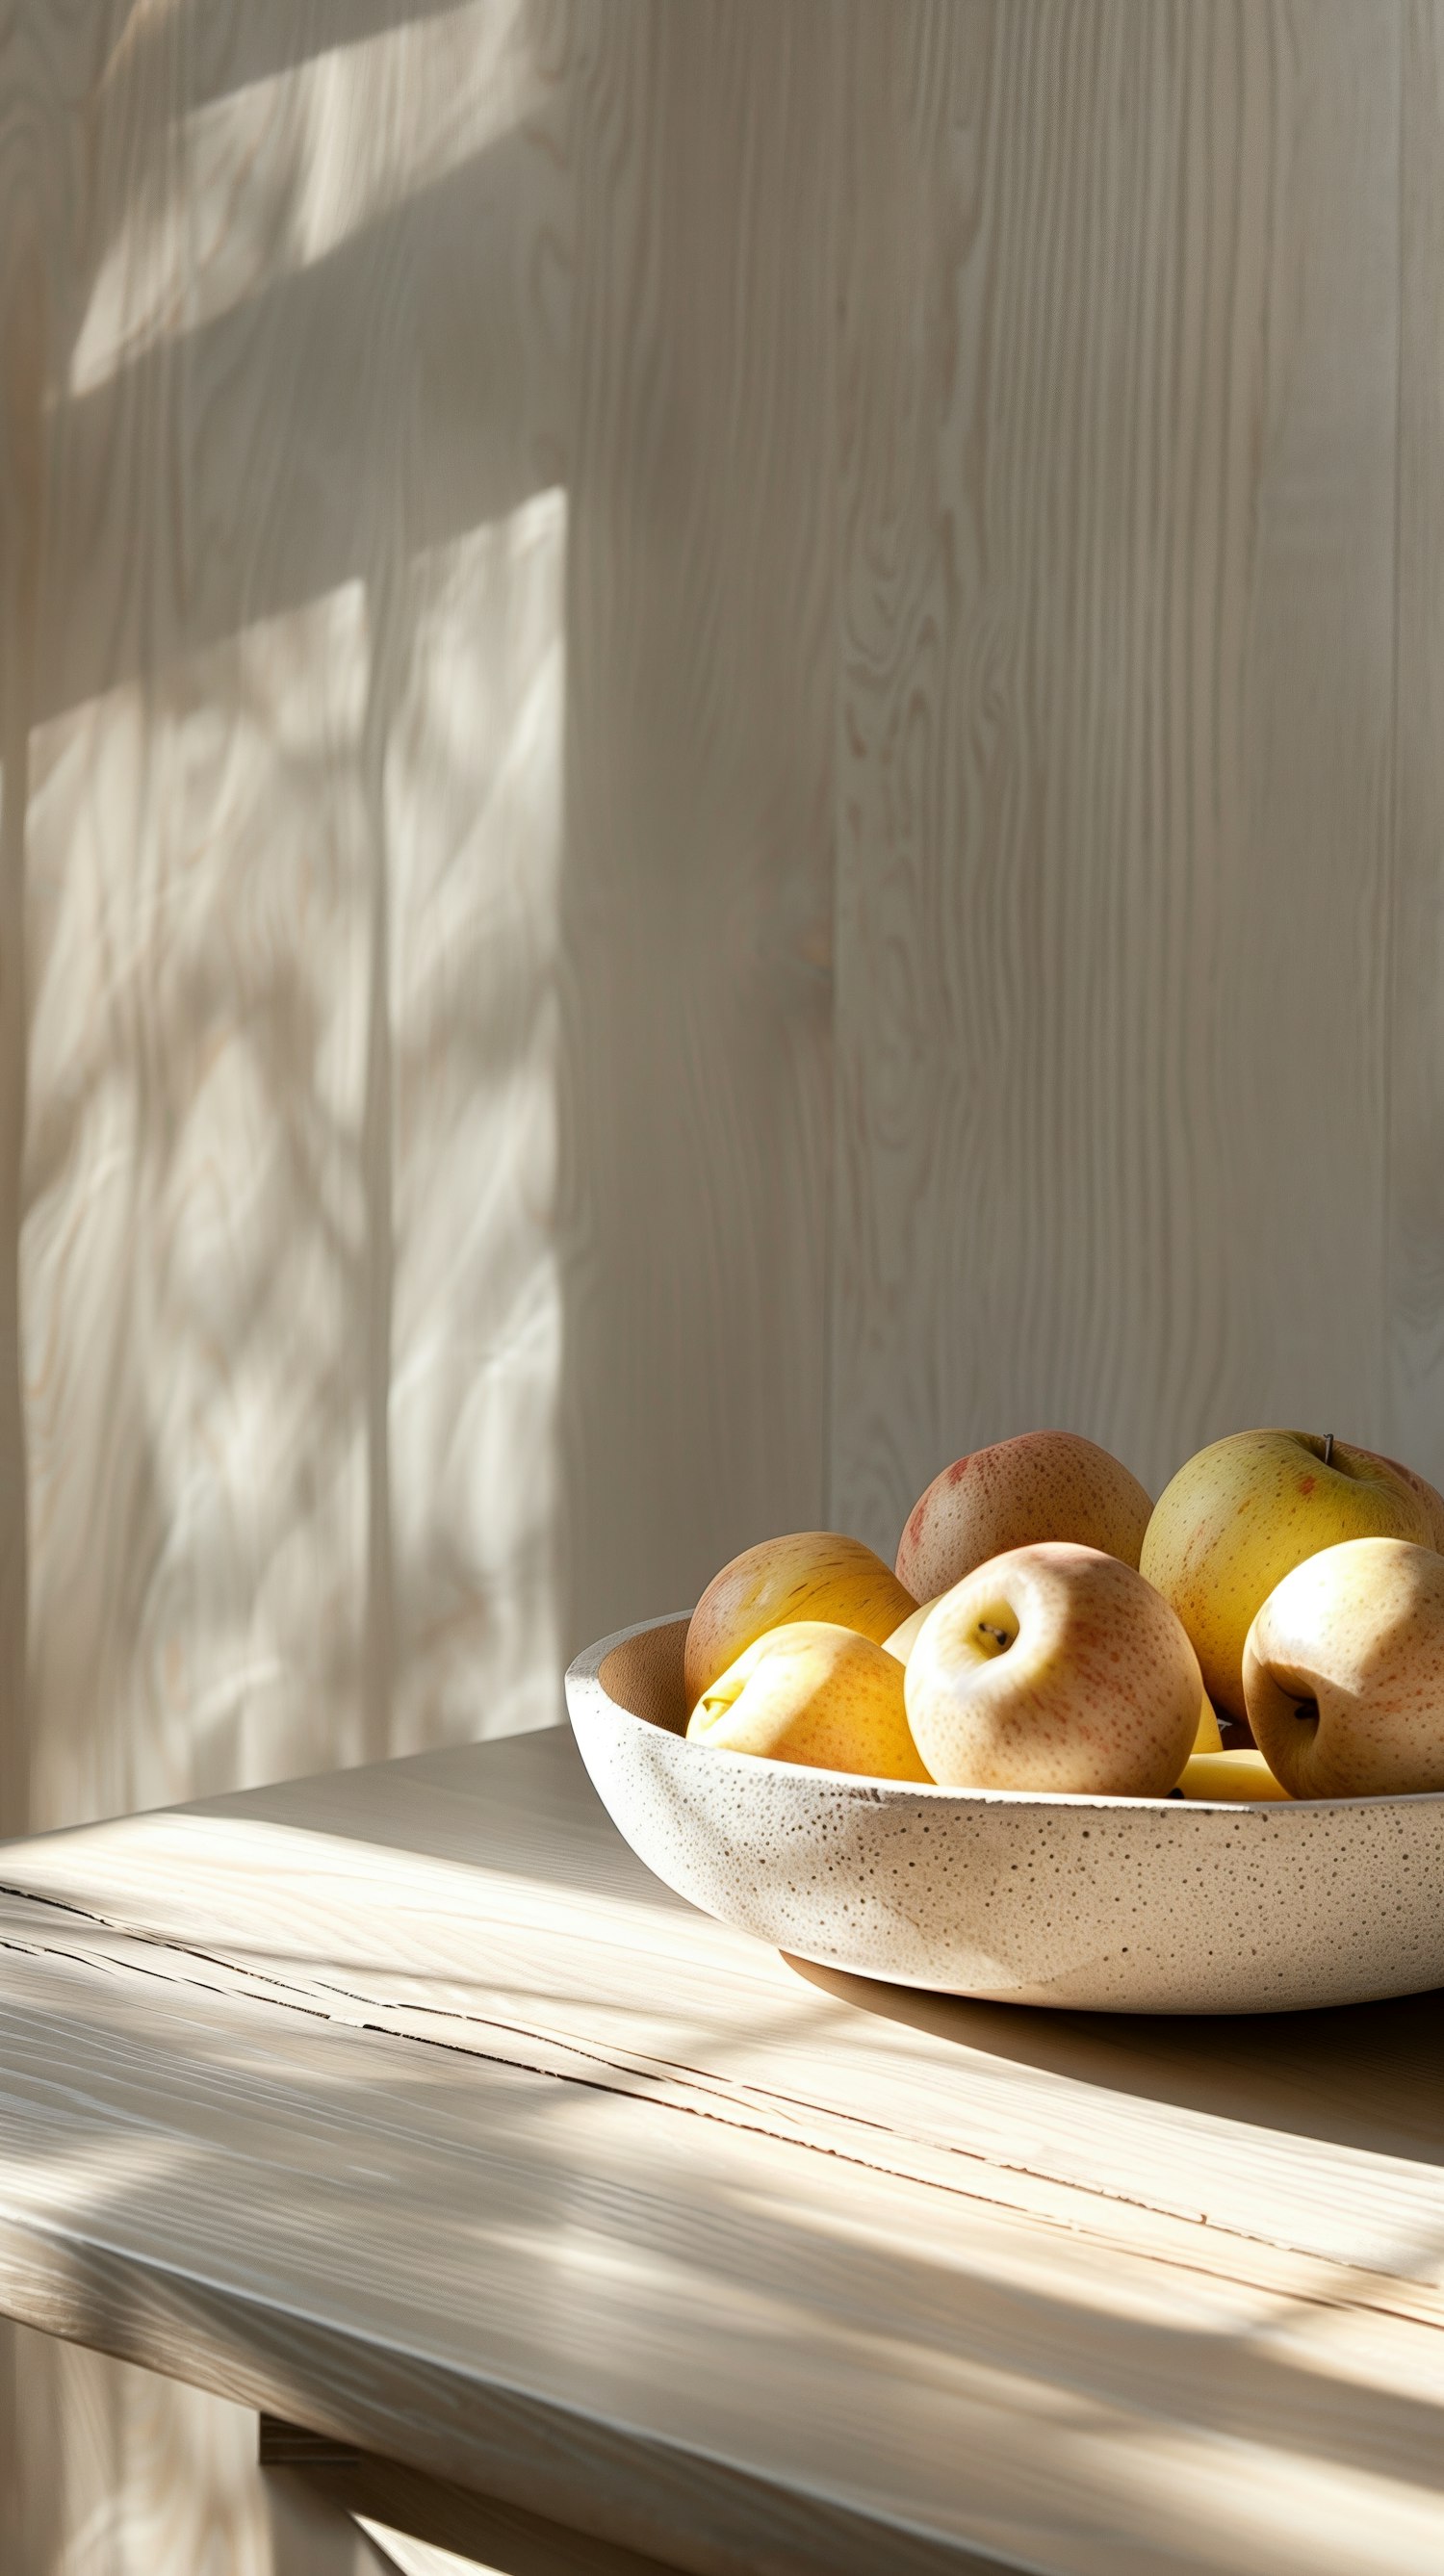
[566,1610,1444,1818]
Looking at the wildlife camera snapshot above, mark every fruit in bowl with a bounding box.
[882,1601,934,1662]
[685,1622,930,1782]
[1358,1451,1444,1552]
[683,1532,915,1713]
[903,1542,1201,1797]
[1192,1693,1224,1752]
[889,1594,1224,1759]
[1244,1536,1444,1798]
[1176,1749,1290,1801]
[569,1424,1444,2013]
[673,1425,1444,1811]
[1140,1430,1433,1722]
[566,1605,1444,2010]
[895,1430,1153,1602]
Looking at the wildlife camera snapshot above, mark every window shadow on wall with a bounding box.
[4,0,841,1847]
[6,0,575,1843]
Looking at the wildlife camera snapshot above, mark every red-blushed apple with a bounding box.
[684,1533,915,1714]
[895,1431,1153,1603]
[1140,1430,1431,1721]
[685,1622,932,1781]
[1243,1536,1444,1798]
[904,1541,1200,1797]
[888,1594,1221,1752]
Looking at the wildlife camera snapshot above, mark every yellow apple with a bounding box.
[883,1601,935,1662]
[895,1431,1152,1604]
[1357,1450,1444,1553]
[1243,1537,1444,1798]
[1175,1750,1290,1802]
[684,1532,915,1713]
[1193,1692,1223,1754]
[685,1622,932,1781]
[1140,1430,1431,1722]
[904,1542,1200,1797]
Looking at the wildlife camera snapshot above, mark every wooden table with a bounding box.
[0,1726,1440,2575]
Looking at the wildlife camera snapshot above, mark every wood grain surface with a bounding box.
[3,0,840,1830]
[1,6,582,2560]
[0,1720,1431,2565]
[831,0,1413,1551]
[3,3,1442,2570]
[263,2414,690,2574]
[1393,5,1444,1481]
[555,0,838,1658]
[17,0,573,1839]
[0,1726,1441,2576]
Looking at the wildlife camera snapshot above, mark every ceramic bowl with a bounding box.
[565,1610,1444,2015]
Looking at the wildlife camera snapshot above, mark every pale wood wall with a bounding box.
[1,3,1441,2570]
[831,1,1435,1551]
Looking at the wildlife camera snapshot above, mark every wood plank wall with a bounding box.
[831,1,1417,1550]
[1,4,1440,2570]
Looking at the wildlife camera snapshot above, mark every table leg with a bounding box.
[259,2419,686,2576]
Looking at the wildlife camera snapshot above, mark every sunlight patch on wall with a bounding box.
[388,486,567,1756]
[71,0,539,397]
[19,482,567,1817]
[22,578,372,1822]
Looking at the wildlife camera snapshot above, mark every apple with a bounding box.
[895,1431,1152,1604]
[903,1542,1200,1796]
[1357,1450,1444,1553]
[685,1622,932,1781]
[1193,1692,1223,1754]
[684,1532,915,1713]
[887,1597,1221,1755]
[883,1601,934,1662]
[1175,1749,1290,1802]
[1139,1430,1431,1722]
[1243,1537,1444,1798]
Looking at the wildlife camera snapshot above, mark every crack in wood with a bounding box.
[2,1899,1441,2335]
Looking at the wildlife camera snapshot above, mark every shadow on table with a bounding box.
[196,1723,1444,2174]
[7,1935,1444,2566]
[785,1955,1444,2170]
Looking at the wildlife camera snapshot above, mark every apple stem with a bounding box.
[1323,1431,1334,1467]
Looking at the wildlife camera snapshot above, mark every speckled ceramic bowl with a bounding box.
[566,1611,1444,2015]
